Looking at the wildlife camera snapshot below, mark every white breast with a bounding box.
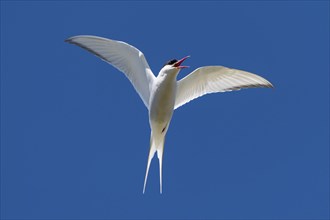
[149,73,177,132]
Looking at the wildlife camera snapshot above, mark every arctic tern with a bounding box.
[65,35,273,193]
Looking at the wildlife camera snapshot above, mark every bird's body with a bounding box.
[147,65,179,193]
[65,35,273,193]
[149,70,177,127]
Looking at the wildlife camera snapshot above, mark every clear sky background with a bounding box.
[1,1,329,219]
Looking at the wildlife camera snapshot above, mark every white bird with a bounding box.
[65,35,273,193]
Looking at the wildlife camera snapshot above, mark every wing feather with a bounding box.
[65,35,155,108]
[175,66,273,109]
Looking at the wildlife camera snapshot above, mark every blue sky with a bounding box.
[1,1,329,219]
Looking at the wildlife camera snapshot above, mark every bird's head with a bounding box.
[160,56,189,76]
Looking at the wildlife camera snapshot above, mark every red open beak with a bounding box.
[174,56,190,69]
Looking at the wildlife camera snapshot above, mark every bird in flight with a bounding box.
[65,35,273,193]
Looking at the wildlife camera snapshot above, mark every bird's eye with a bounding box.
[163,59,177,67]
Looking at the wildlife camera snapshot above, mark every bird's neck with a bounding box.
[157,70,179,83]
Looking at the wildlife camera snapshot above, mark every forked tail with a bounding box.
[143,132,165,194]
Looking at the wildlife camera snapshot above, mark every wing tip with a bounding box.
[64,36,76,44]
[64,35,91,43]
[265,81,274,89]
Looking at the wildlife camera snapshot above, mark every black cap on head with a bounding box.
[163,59,177,67]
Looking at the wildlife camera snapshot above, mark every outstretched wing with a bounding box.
[65,35,155,109]
[175,66,273,109]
